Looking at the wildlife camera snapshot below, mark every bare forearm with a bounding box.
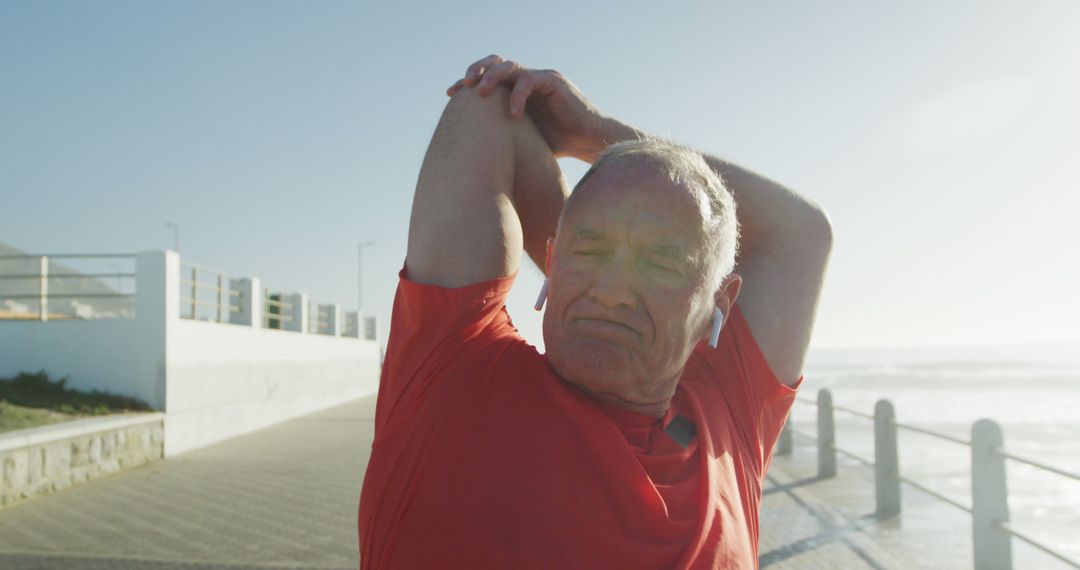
[705,158,832,258]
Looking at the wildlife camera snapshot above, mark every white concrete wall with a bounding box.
[164,319,380,456]
[0,250,175,409]
[1,249,382,458]
[0,319,164,409]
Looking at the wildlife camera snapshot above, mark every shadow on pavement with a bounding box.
[760,474,887,569]
[0,552,353,570]
[762,473,831,496]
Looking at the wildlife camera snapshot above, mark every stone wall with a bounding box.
[0,413,164,508]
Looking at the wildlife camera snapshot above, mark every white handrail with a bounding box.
[787,390,1078,569]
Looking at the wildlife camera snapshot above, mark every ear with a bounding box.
[544,238,554,276]
[701,273,743,340]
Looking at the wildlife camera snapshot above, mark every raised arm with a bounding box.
[701,159,832,387]
[453,56,832,387]
[406,59,569,288]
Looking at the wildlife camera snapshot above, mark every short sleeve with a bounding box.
[687,304,802,473]
[373,265,519,439]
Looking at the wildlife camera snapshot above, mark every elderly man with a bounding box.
[358,55,832,569]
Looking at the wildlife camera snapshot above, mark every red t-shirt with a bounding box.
[358,269,799,569]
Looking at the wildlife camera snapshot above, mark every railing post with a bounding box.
[266,290,281,329]
[189,265,197,319]
[972,419,1012,570]
[134,250,179,410]
[874,399,901,517]
[343,310,360,338]
[229,278,262,327]
[777,417,793,456]
[281,293,308,332]
[216,273,223,322]
[39,255,49,321]
[363,315,377,341]
[817,388,836,478]
[326,304,341,336]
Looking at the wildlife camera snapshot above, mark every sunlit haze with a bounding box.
[3,1,1078,355]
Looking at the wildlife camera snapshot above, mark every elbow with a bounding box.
[815,207,835,252]
[794,205,834,259]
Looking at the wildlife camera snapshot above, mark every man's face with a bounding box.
[542,161,720,414]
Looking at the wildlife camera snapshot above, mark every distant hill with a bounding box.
[0,242,22,257]
[0,241,129,319]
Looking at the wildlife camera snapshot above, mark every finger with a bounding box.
[531,69,562,95]
[508,74,534,117]
[446,78,465,97]
[477,60,519,95]
[465,54,503,87]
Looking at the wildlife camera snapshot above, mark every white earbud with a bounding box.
[708,307,724,348]
[534,278,550,311]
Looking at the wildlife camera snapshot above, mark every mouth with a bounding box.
[572,317,642,339]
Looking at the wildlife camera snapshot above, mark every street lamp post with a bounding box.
[357,240,375,312]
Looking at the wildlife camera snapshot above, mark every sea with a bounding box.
[790,343,1080,567]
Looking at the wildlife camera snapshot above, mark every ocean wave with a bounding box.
[806,362,1080,385]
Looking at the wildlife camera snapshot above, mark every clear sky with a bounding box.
[2,0,1078,351]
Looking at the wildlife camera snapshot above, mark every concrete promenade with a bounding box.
[761,441,970,569]
[0,396,964,569]
[0,398,375,569]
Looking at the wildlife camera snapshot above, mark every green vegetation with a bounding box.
[0,400,77,433]
[0,371,152,433]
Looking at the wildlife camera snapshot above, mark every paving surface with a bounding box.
[0,397,376,569]
[760,441,971,569]
[0,396,971,569]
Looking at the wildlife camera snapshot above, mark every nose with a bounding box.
[587,256,637,309]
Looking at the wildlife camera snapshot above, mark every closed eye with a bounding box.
[649,263,679,274]
[641,258,687,278]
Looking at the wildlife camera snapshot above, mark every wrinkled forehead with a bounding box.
[557,160,713,256]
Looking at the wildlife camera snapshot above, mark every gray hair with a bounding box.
[562,138,740,280]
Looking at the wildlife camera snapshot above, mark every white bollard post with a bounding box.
[817,388,836,478]
[874,399,901,518]
[972,419,1012,570]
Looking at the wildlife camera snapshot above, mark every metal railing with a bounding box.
[778,389,1080,569]
[0,254,136,320]
[2,252,372,339]
[179,261,240,323]
[263,291,294,329]
[310,303,335,335]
